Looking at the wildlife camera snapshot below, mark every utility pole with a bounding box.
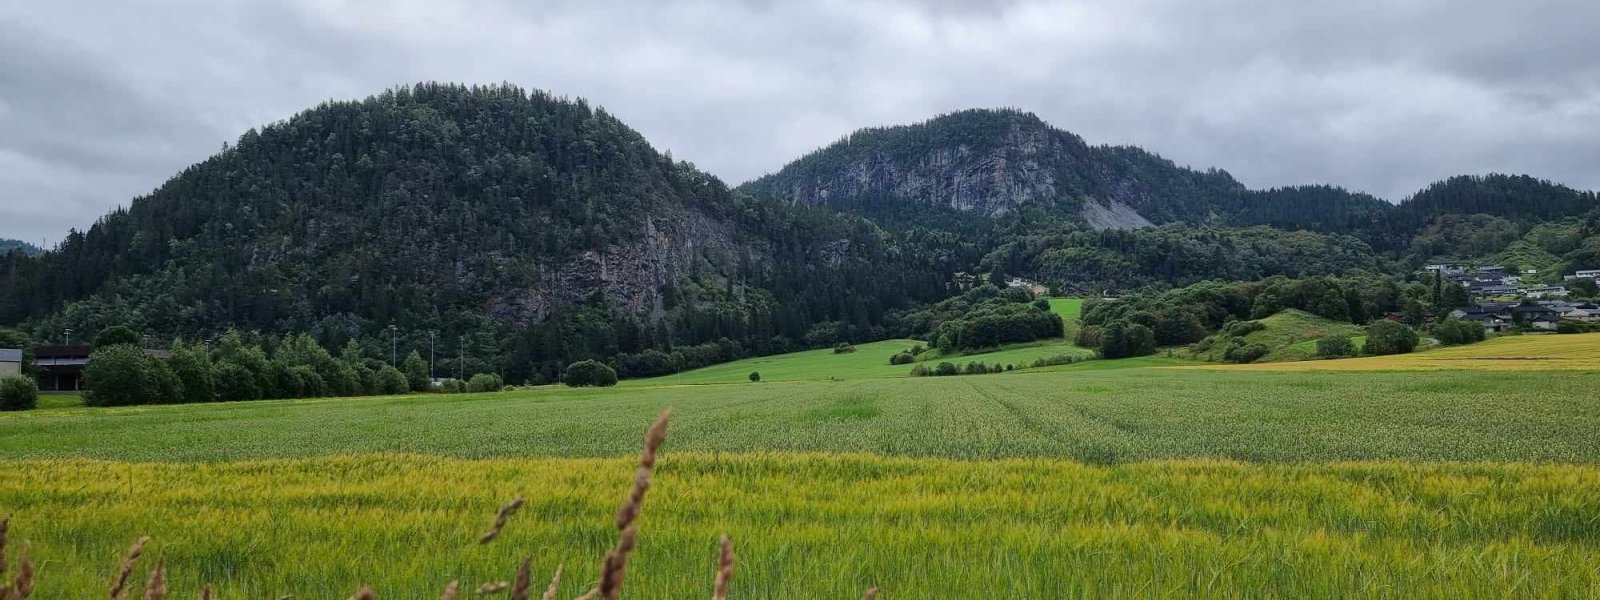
[389,325,398,366]
[428,330,436,382]
[64,328,73,346]
[458,335,466,380]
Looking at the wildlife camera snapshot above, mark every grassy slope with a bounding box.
[1192,309,1365,362]
[2,455,1595,598]
[633,314,1097,386]
[1192,332,1600,372]
[4,367,1599,463]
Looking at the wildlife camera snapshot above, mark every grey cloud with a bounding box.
[2,0,1598,243]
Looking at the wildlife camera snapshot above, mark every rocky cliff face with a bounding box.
[739,109,1248,229]
[489,202,749,325]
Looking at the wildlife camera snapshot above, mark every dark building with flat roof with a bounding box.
[34,345,90,391]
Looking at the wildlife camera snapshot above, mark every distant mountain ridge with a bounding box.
[0,239,42,257]
[739,109,1598,248]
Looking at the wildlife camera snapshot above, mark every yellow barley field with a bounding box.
[1185,333,1600,372]
[2,454,1598,598]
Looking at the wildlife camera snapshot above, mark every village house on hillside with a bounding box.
[1005,276,1050,297]
[1450,300,1598,334]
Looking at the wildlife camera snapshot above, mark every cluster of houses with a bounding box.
[1426,264,1600,299]
[1450,300,1600,333]
[950,272,1051,297]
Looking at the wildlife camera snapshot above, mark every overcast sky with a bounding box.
[3,0,1598,244]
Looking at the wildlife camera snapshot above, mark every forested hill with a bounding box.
[0,83,946,383]
[738,109,1251,229]
[739,110,1598,250]
[0,239,42,257]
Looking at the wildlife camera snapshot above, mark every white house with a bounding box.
[0,348,20,378]
[1577,269,1600,279]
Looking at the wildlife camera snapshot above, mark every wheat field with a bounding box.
[2,454,1598,598]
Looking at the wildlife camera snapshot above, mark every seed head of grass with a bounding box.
[474,581,508,595]
[143,557,165,600]
[539,566,561,600]
[713,535,733,600]
[478,497,526,545]
[109,535,150,600]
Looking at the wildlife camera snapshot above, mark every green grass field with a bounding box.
[3,368,1598,462]
[632,335,1094,386]
[4,330,1600,597]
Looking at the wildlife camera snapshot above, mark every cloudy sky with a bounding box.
[3,0,1598,244]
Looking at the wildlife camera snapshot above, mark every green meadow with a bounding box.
[3,319,1600,598]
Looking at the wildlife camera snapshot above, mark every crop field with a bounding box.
[1194,332,1600,372]
[4,334,1600,597]
[628,337,1094,385]
[3,455,1598,598]
[5,368,1600,463]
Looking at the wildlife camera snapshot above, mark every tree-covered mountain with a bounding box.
[739,110,1598,252]
[3,93,1597,382]
[739,109,1251,229]
[0,239,42,257]
[0,83,946,382]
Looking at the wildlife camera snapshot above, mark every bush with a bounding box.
[141,357,185,404]
[1364,320,1419,356]
[214,361,260,401]
[440,378,468,393]
[377,365,410,395]
[1315,336,1356,358]
[748,371,761,383]
[1556,320,1599,334]
[1224,343,1270,364]
[0,376,38,411]
[1225,320,1266,337]
[933,362,958,376]
[1075,325,1103,348]
[564,360,618,387]
[1029,354,1079,368]
[908,364,929,377]
[888,350,916,365]
[832,342,856,354]
[83,345,150,407]
[168,341,216,403]
[1099,322,1156,359]
[1433,318,1486,346]
[468,373,505,392]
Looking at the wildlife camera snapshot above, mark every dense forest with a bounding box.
[3,88,1599,382]
[0,84,947,383]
